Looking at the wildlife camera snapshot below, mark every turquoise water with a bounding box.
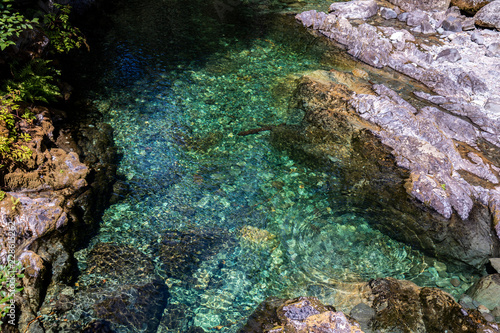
[67,0,478,332]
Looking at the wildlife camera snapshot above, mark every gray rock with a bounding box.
[413,20,436,34]
[380,7,398,19]
[437,48,462,62]
[387,0,451,11]
[350,303,375,330]
[437,27,445,33]
[446,5,463,16]
[487,42,500,57]
[328,0,379,20]
[451,0,494,14]
[474,0,500,29]
[471,30,485,44]
[459,294,475,309]
[457,71,489,93]
[462,17,477,30]
[467,274,500,310]
[407,10,430,26]
[484,96,500,114]
[442,16,463,32]
[490,258,500,273]
[295,10,327,29]
[397,12,409,22]
[483,312,496,322]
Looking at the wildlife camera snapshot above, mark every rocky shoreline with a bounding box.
[3,0,500,332]
[0,102,117,332]
[247,0,500,330]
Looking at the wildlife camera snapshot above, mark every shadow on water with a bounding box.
[66,0,285,91]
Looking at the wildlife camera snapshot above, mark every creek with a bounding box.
[68,0,479,331]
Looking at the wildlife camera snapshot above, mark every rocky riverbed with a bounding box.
[4,0,500,332]
[244,0,500,330]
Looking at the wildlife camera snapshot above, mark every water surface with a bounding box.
[69,0,478,331]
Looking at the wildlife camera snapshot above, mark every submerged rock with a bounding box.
[158,229,230,282]
[42,243,168,333]
[467,274,500,310]
[239,296,363,333]
[241,281,498,333]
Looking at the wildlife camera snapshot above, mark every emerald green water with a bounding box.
[66,1,478,332]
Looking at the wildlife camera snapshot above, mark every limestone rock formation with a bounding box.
[474,0,500,30]
[328,0,379,20]
[386,0,451,11]
[295,1,500,269]
[271,69,500,268]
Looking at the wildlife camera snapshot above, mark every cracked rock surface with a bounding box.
[294,1,500,268]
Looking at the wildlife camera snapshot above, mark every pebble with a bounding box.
[492,306,500,317]
[380,7,397,20]
[487,43,500,57]
[436,279,449,288]
[478,305,490,313]
[450,278,461,287]
[482,312,495,322]
[459,294,474,309]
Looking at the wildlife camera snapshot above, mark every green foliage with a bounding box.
[0,190,5,201]
[4,59,61,103]
[43,3,88,54]
[10,195,19,210]
[0,0,39,51]
[0,91,33,166]
[0,261,24,318]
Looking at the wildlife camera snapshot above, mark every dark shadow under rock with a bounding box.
[42,243,168,333]
[157,228,231,283]
[92,281,168,332]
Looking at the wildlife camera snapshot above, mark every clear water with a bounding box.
[68,0,478,331]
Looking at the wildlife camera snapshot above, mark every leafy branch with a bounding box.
[0,0,39,51]
[43,3,88,54]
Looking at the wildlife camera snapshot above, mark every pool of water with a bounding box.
[67,0,479,331]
